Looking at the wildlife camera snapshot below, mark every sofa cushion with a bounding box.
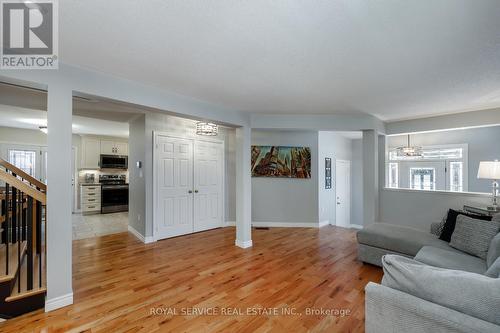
[381,254,500,326]
[487,232,500,268]
[450,215,500,260]
[439,209,492,242]
[415,246,487,274]
[357,223,452,257]
[485,257,500,278]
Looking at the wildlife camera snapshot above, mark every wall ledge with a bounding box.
[382,187,491,198]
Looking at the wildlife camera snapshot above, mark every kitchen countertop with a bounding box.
[80,183,100,186]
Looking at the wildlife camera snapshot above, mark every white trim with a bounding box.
[235,239,253,248]
[319,220,330,228]
[128,225,155,244]
[225,221,236,226]
[349,224,363,229]
[45,293,73,312]
[382,187,491,197]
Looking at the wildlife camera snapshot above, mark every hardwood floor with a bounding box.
[0,226,382,332]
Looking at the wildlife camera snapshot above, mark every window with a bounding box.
[410,168,435,190]
[8,149,37,177]
[388,163,398,188]
[386,143,468,192]
[449,161,463,192]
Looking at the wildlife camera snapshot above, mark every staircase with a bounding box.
[0,158,46,319]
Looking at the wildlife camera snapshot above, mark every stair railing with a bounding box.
[0,160,46,293]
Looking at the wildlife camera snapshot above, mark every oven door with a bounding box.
[100,155,128,169]
[101,185,129,213]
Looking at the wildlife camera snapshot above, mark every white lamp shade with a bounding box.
[477,161,500,180]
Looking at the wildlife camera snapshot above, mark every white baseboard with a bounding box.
[349,224,363,230]
[235,239,253,248]
[226,221,327,228]
[45,292,73,312]
[128,225,156,244]
[319,220,330,228]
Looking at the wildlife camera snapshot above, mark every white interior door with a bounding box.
[156,135,194,239]
[193,140,223,232]
[335,160,351,228]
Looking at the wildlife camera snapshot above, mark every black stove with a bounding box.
[99,175,128,213]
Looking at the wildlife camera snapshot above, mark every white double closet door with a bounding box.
[155,134,224,240]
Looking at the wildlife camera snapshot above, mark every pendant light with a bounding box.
[396,134,422,157]
[196,122,218,136]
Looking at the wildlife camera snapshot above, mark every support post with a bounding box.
[235,126,252,248]
[362,130,379,226]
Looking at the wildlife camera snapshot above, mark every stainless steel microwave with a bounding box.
[100,155,128,169]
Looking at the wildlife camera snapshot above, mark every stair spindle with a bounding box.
[5,183,9,276]
[27,196,33,291]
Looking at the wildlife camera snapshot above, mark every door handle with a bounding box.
[337,202,341,205]
[188,190,193,194]
[194,190,199,193]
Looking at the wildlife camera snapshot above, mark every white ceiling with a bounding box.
[0,104,129,138]
[57,1,500,121]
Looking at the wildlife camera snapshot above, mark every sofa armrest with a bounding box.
[365,282,500,333]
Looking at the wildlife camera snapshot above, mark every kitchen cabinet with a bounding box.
[81,137,100,169]
[81,184,101,214]
[101,140,128,155]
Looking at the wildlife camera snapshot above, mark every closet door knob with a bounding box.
[188,190,193,194]
[194,190,199,193]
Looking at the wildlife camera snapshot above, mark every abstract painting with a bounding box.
[251,146,311,178]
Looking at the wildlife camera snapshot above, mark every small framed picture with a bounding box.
[325,158,332,189]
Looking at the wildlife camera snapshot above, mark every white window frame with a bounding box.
[386,143,468,192]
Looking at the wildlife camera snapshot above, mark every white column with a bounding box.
[45,83,74,311]
[235,126,252,248]
[362,130,379,226]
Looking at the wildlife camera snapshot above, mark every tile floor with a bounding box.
[72,212,128,240]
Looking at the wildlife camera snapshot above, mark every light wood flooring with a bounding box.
[0,226,382,332]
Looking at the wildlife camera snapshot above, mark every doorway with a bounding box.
[154,133,224,240]
[335,160,351,228]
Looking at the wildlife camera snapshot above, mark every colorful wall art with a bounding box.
[251,146,311,178]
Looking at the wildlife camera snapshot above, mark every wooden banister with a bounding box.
[0,170,46,205]
[0,158,46,192]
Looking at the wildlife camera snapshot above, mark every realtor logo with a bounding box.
[1,0,58,69]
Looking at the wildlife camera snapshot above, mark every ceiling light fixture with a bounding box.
[396,134,422,157]
[39,126,48,134]
[196,122,218,136]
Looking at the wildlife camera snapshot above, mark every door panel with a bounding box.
[335,160,351,228]
[156,136,194,239]
[193,141,223,232]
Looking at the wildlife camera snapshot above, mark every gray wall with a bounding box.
[388,125,500,193]
[128,115,147,235]
[379,189,491,231]
[251,130,318,223]
[318,131,353,225]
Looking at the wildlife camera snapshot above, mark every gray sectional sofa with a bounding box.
[357,216,500,333]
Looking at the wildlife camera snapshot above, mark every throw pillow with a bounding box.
[450,215,500,259]
[485,256,500,278]
[439,209,492,242]
[486,232,500,267]
[381,254,500,325]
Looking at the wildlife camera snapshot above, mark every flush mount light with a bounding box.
[196,122,218,136]
[39,126,48,134]
[396,134,422,157]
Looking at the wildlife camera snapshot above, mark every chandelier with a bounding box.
[196,122,218,136]
[396,134,422,157]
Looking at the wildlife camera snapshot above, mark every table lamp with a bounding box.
[477,160,500,210]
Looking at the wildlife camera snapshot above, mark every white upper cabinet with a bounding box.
[81,137,101,169]
[100,140,128,156]
[114,142,128,155]
[80,137,128,169]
